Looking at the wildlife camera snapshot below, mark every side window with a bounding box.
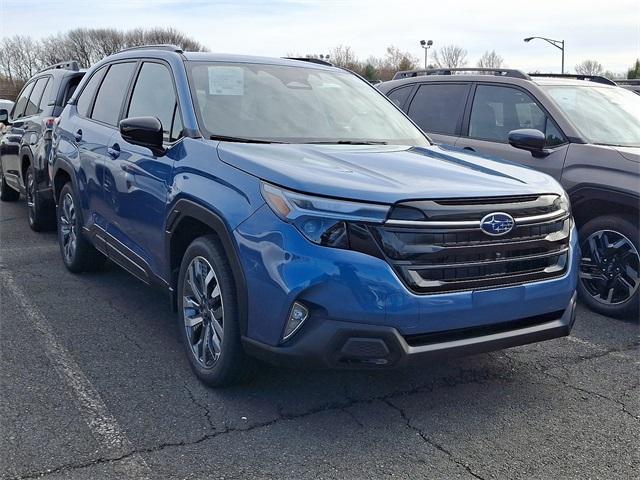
[24,77,49,117]
[469,85,564,146]
[387,86,413,110]
[127,62,182,142]
[12,82,35,119]
[76,67,107,117]
[63,75,84,105]
[91,62,136,126]
[407,84,469,135]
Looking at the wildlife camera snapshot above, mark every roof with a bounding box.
[106,47,337,71]
[530,77,615,88]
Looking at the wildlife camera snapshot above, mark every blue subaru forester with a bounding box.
[51,46,578,386]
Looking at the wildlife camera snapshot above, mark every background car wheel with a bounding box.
[578,215,639,319]
[26,165,55,231]
[177,235,256,387]
[57,182,106,273]
[0,169,19,202]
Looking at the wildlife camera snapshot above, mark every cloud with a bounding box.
[1,0,637,73]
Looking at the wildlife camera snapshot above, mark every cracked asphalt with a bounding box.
[1,199,638,480]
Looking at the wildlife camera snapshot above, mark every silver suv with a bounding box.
[379,69,639,318]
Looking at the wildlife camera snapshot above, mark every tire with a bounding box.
[57,182,106,273]
[177,235,256,387]
[26,165,55,231]
[0,168,19,202]
[578,215,639,319]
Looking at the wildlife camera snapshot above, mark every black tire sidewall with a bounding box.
[578,215,639,319]
[177,235,248,387]
[0,168,19,201]
[26,166,40,230]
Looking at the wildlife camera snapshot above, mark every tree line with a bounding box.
[0,27,206,98]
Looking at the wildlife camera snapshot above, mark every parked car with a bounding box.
[0,61,84,230]
[51,46,578,386]
[379,69,639,318]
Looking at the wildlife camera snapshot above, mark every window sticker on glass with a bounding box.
[208,66,244,95]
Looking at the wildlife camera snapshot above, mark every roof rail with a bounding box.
[392,68,530,81]
[528,73,616,86]
[284,57,333,67]
[36,60,80,74]
[118,44,184,54]
[615,79,640,85]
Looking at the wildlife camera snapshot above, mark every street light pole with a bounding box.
[420,40,433,69]
[524,36,565,74]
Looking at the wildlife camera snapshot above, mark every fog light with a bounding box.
[283,302,309,341]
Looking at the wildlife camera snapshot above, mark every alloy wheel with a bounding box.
[59,193,77,264]
[182,256,224,368]
[580,230,640,305]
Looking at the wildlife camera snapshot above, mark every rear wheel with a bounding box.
[177,235,256,387]
[578,215,639,319]
[0,169,19,202]
[57,182,106,273]
[26,165,55,231]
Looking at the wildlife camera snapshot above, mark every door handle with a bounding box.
[74,129,82,142]
[107,143,120,159]
[463,146,475,152]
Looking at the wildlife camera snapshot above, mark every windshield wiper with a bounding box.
[210,134,284,144]
[304,140,388,145]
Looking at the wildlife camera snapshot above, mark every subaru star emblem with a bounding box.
[480,212,515,236]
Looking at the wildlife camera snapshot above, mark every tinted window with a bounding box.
[63,75,84,105]
[387,86,413,109]
[76,67,107,117]
[24,77,49,117]
[91,62,136,126]
[407,84,469,135]
[470,85,564,146]
[12,82,35,119]
[127,62,181,142]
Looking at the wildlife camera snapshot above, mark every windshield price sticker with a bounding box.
[208,66,244,96]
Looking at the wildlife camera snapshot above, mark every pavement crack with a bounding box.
[383,398,486,480]
[183,383,216,431]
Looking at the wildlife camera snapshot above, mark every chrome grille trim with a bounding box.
[384,209,568,228]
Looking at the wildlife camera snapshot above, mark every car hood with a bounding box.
[216,143,563,204]
[614,146,640,163]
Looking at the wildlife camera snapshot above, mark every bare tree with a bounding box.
[575,60,604,76]
[329,45,359,70]
[433,45,468,69]
[477,50,504,69]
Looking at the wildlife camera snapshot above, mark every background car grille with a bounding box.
[371,194,571,294]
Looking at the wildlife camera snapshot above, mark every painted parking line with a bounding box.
[1,268,151,478]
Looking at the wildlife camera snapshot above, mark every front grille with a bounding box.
[372,194,571,294]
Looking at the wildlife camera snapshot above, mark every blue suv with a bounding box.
[51,46,578,386]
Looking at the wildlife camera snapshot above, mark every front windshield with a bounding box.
[542,85,640,147]
[187,62,429,145]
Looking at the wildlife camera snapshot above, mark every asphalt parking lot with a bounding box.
[1,198,638,480]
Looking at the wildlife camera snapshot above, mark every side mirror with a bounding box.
[0,109,9,123]
[508,129,549,157]
[119,116,165,156]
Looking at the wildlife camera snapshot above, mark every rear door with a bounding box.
[455,84,569,180]
[103,60,182,282]
[404,82,471,146]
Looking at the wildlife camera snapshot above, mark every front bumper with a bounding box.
[234,204,579,367]
[242,292,577,368]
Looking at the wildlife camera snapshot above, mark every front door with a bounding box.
[456,84,569,180]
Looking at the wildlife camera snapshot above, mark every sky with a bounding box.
[0,0,638,74]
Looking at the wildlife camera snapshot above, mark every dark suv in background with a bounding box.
[379,69,639,318]
[0,61,84,230]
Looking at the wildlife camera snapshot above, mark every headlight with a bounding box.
[261,182,389,248]
[554,191,571,214]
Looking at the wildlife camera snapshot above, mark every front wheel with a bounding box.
[177,235,256,387]
[578,215,639,319]
[57,182,106,273]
